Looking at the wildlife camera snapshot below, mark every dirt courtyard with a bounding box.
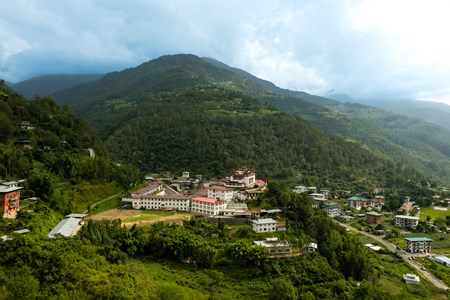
[88,209,191,227]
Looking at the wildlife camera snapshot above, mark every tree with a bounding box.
[269,278,298,300]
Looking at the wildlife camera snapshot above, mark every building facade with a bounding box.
[124,195,190,211]
[405,237,433,253]
[366,212,383,224]
[323,203,340,217]
[191,197,226,215]
[252,218,277,233]
[207,185,234,201]
[395,215,420,228]
[0,183,22,218]
[254,237,292,256]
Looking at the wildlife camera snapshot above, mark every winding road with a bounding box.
[336,221,449,291]
[82,192,123,214]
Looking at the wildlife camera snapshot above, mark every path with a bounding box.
[336,221,449,291]
[82,192,123,214]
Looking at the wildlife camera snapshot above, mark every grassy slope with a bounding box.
[420,207,450,221]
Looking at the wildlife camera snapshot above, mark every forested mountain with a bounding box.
[53,54,450,186]
[0,82,140,215]
[359,98,450,131]
[10,74,103,98]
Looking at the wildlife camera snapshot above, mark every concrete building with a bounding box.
[207,185,234,201]
[252,218,277,233]
[405,237,433,253]
[191,197,226,215]
[323,203,340,217]
[366,211,383,224]
[124,195,190,211]
[395,215,420,228]
[403,274,420,284]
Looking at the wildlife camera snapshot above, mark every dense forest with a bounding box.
[52,54,450,185]
[2,189,441,299]
[0,82,140,216]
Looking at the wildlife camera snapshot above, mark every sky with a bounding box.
[1,0,450,102]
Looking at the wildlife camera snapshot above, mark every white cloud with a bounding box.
[1,0,450,102]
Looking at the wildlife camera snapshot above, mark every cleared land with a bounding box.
[88,209,191,227]
[420,207,450,221]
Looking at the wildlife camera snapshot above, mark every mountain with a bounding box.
[52,54,443,192]
[0,82,139,214]
[10,74,103,98]
[359,98,450,131]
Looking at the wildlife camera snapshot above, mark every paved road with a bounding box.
[336,221,449,291]
[82,192,123,214]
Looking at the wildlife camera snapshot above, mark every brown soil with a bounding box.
[87,208,190,227]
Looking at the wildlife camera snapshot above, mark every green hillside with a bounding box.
[53,54,450,186]
[11,74,103,99]
[0,83,140,218]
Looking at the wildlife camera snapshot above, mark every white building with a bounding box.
[252,218,277,233]
[207,185,234,201]
[403,274,420,284]
[229,168,256,187]
[254,237,292,255]
[395,215,420,228]
[124,195,190,211]
[323,203,340,217]
[311,193,327,208]
[191,197,226,215]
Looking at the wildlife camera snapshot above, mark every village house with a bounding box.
[347,196,366,210]
[395,215,420,228]
[224,168,256,188]
[305,242,318,253]
[311,193,327,208]
[254,237,292,256]
[367,195,385,211]
[191,197,226,215]
[252,218,277,233]
[365,211,383,224]
[19,121,36,130]
[323,202,340,217]
[0,182,22,218]
[207,185,234,201]
[405,237,433,253]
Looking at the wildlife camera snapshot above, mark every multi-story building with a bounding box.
[207,185,234,201]
[0,182,22,218]
[225,168,256,188]
[366,211,383,224]
[191,197,226,215]
[251,218,277,233]
[311,193,327,208]
[395,215,420,228]
[323,203,340,217]
[405,237,433,253]
[347,196,366,210]
[124,195,190,211]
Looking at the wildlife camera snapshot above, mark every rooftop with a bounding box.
[47,217,81,238]
[395,215,419,220]
[405,237,433,242]
[192,196,226,204]
[366,212,383,216]
[252,218,277,225]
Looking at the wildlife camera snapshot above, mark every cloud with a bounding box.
[1,0,450,102]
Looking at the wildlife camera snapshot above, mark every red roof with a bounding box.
[191,197,226,204]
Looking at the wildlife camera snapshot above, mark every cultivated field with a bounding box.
[88,209,191,227]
